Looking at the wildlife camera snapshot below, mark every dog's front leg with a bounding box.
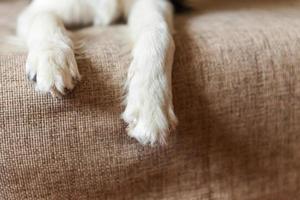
[17,8,81,97]
[123,0,178,145]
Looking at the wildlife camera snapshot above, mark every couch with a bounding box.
[1,1,300,199]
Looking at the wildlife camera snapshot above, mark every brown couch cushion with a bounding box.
[1,1,300,199]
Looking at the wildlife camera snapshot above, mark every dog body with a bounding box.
[17,0,179,145]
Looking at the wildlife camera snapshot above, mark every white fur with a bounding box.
[17,0,178,145]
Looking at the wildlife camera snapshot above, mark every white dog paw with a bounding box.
[26,45,81,97]
[122,29,177,145]
[122,97,178,146]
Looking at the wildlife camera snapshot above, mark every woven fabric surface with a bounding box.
[1,1,300,199]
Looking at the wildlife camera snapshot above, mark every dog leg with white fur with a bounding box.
[17,8,81,97]
[122,0,178,145]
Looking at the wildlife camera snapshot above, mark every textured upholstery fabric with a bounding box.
[1,1,300,199]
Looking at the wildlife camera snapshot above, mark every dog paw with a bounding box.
[122,92,178,146]
[122,30,177,145]
[26,45,81,97]
[123,102,177,145]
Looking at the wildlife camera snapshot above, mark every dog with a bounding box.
[17,0,193,145]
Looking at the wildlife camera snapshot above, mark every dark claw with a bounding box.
[27,74,37,82]
[32,75,37,82]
